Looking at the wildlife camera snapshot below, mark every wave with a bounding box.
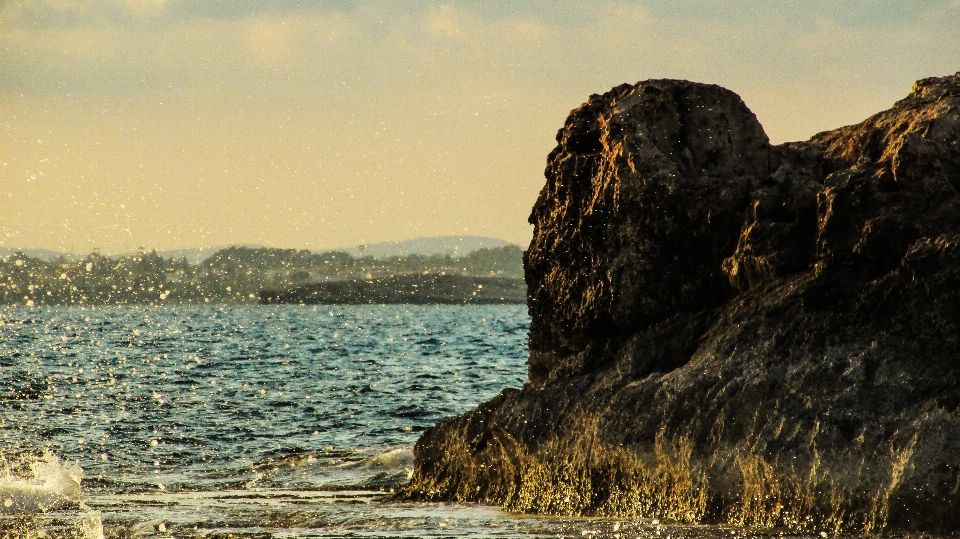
[0,452,103,539]
[0,452,84,513]
[342,447,414,487]
[247,446,414,490]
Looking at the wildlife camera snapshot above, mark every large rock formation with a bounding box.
[399,73,960,533]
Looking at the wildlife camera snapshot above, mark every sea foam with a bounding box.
[349,447,414,486]
[0,452,103,539]
[0,452,84,513]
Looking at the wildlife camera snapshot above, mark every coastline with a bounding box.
[259,274,526,305]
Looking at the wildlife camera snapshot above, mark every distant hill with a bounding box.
[0,246,265,265]
[340,236,513,259]
[150,237,516,262]
[1,236,521,265]
[0,248,83,262]
[151,245,266,265]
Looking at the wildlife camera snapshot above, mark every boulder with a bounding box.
[400,73,960,533]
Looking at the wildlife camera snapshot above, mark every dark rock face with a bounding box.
[399,74,960,533]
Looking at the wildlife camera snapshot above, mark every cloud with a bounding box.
[425,3,463,39]
[2,0,957,130]
[497,17,550,47]
[162,0,357,20]
[0,0,361,27]
[586,2,652,47]
[0,0,170,28]
[242,16,300,66]
[237,12,353,68]
[422,4,551,53]
[114,0,170,17]
[0,2,361,93]
[637,0,945,27]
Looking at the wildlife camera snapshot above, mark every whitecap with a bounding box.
[0,452,84,514]
[343,447,414,486]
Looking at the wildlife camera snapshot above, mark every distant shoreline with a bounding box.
[260,274,526,305]
[0,244,524,306]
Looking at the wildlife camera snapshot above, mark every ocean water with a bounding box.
[1,305,812,539]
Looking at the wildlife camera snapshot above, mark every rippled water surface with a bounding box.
[2,305,538,536]
[1,305,830,538]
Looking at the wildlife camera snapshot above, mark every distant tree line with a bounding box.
[0,245,523,306]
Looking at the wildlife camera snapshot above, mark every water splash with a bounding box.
[0,452,103,539]
[344,446,414,487]
[0,452,84,513]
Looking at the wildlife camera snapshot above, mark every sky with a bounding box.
[2,1,959,255]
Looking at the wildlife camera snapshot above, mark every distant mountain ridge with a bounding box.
[153,245,265,265]
[0,236,519,264]
[340,236,512,258]
[0,248,84,262]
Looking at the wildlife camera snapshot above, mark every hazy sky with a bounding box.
[2,1,958,254]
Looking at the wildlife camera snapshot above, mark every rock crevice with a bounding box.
[400,73,960,533]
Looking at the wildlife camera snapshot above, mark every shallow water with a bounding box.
[1,305,830,538]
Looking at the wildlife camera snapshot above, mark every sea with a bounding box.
[0,305,802,539]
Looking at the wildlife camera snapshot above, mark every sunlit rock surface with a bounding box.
[401,74,960,533]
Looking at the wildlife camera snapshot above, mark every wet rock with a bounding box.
[400,73,960,533]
